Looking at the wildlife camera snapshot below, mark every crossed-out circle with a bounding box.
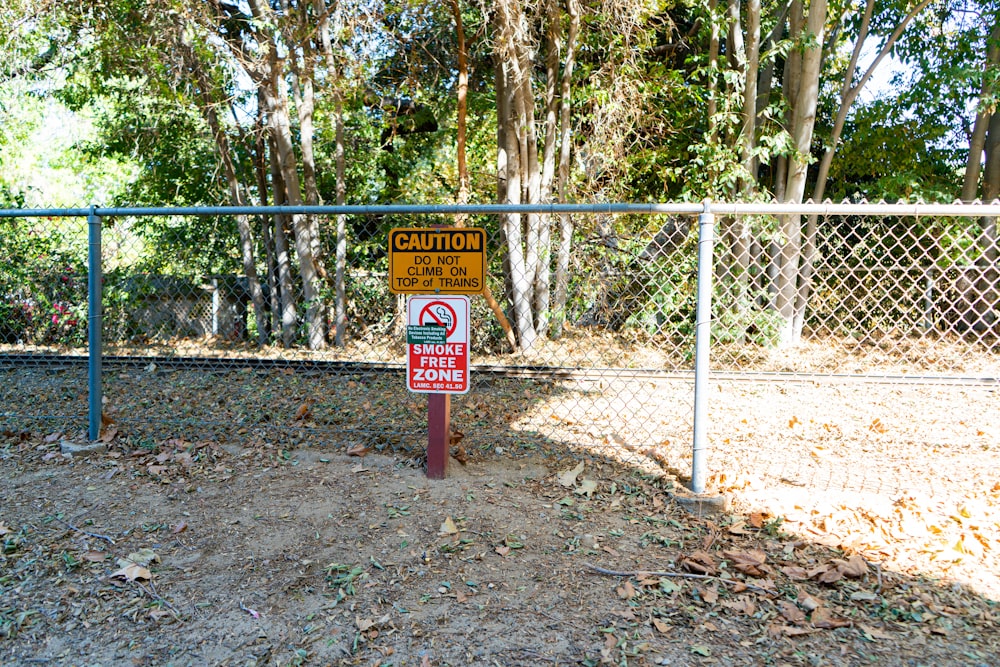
[418,301,459,339]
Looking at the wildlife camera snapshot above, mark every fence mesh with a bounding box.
[1,205,997,496]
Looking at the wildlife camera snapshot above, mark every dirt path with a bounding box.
[2,428,998,666]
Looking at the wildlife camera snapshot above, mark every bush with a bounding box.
[0,220,88,346]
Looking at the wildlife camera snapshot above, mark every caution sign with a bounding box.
[406,295,470,394]
[389,227,486,294]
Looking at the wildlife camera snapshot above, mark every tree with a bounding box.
[491,0,583,351]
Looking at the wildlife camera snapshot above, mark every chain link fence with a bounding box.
[2,203,998,498]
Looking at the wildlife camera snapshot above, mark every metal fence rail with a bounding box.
[2,202,998,497]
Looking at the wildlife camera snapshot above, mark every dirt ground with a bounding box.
[2,417,999,666]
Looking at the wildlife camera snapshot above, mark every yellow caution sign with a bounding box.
[388,228,486,294]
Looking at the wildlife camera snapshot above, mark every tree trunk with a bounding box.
[186,50,269,346]
[775,0,826,348]
[492,0,580,351]
[253,93,280,342]
[707,0,719,137]
[494,0,539,351]
[265,61,325,349]
[249,0,325,350]
[792,0,934,340]
[972,109,1000,330]
[499,62,537,350]
[962,22,1000,203]
[313,0,348,346]
[268,134,297,347]
[450,0,517,350]
[254,115,278,343]
[551,0,580,339]
[740,0,760,194]
[200,89,268,346]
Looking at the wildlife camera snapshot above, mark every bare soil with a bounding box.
[2,330,999,666]
[2,423,999,666]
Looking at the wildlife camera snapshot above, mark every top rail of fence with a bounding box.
[1,201,1000,219]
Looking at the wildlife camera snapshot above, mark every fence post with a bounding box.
[88,206,103,441]
[691,201,715,494]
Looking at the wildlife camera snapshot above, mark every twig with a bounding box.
[136,581,185,620]
[584,562,777,596]
[864,557,883,594]
[52,515,115,544]
[175,536,197,551]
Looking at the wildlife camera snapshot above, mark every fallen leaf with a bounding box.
[651,618,670,634]
[356,617,376,632]
[82,551,109,562]
[575,479,598,497]
[811,606,852,629]
[782,565,810,580]
[616,581,636,599]
[859,623,893,640]
[495,545,510,557]
[778,600,806,624]
[815,565,844,584]
[172,521,188,534]
[439,516,459,535]
[293,400,313,421]
[798,593,821,612]
[850,591,879,602]
[347,443,372,457]
[727,520,748,535]
[723,549,767,576]
[777,624,819,637]
[0,523,9,536]
[558,461,585,487]
[110,563,151,582]
[699,586,719,605]
[681,550,718,575]
[833,554,868,578]
[722,598,756,616]
[123,548,160,567]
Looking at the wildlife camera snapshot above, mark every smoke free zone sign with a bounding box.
[406,296,470,394]
[389,228,486,294]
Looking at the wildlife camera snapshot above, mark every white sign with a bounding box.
[406,295,471,394]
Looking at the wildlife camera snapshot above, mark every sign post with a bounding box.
[391,226,484,479]
[406,295,471,478]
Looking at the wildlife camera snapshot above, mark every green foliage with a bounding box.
[0,219,89,346]
[827,100,963,203]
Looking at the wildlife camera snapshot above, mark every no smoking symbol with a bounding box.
[418,301,458,339]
